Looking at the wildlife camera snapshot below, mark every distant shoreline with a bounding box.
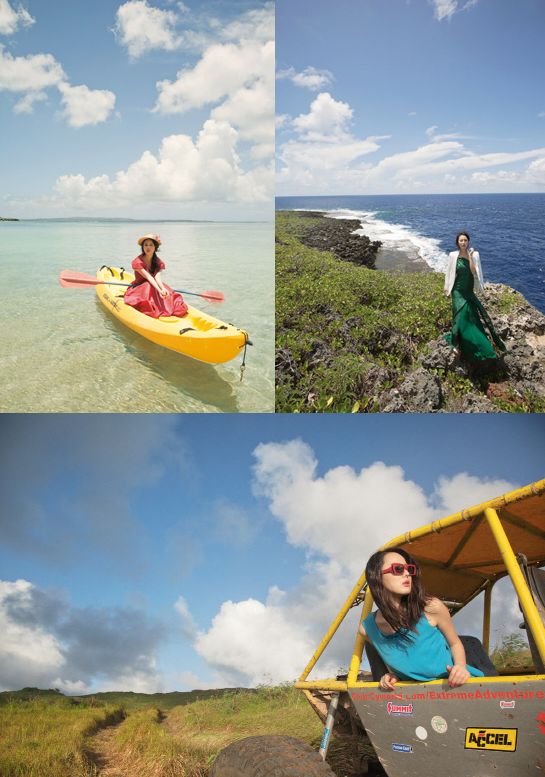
[0,217,271,224]
[293,209,430,274]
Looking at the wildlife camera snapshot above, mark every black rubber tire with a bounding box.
[209,735,336,777]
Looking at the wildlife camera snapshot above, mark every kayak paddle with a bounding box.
[59,270,224,302]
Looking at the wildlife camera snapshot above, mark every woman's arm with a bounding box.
[359,622,399,690]
[444,254,453,296]
[138,267,168,297]
[154,271,169,296]
[468,248,478,277]
[426,598,470,687]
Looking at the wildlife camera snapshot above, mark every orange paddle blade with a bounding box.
[59,270,100,288]
[200,290,224,302]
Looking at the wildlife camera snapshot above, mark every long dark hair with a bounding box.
[140,241,160,272]
[365,547,429,637]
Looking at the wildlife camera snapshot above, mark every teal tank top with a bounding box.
[363,611,484,681]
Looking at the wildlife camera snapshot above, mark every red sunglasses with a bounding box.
[382,563,417,576]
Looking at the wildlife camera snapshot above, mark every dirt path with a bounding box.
[86,722,128,777]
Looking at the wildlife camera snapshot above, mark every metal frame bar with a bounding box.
[484,506,545,665]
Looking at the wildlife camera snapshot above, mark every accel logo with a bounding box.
[465,727,517,752]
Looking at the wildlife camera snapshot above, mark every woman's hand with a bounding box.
[379,673,398,691]
[446,663,470,687]
[159,288,168,298]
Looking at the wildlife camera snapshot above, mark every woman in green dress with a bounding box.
[444,232,506,361]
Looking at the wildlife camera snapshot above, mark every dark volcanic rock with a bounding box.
[456,393,504,413]
[275,347,300,386]
[300,215,381,269]
[380,367,442,412]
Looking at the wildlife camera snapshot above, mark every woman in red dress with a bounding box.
[123,233,188,318]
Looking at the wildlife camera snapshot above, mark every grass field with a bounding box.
[0,685,358,777]
[0,693,124,777]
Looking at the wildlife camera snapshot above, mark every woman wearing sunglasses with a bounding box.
[359,548,484,691]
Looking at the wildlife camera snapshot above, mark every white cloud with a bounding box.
[13,90,47,114]
[277,65,334,91]
[0,577,166,693]
[277,92,383,191]
[0,580,64,691]
[194,597,330,686]
[154,39,272,114]
[114,0,181,59]
[58,82,116,128]
[0,0,34,35]
[52,118,272,208]
[0,45,116,125]
[278,95,545,194]
[174,596,198,639]
[538,111,545,119]
[526,156,545,184]
[430,0,478,22]
[0,45,65,92]
[432,473,516,516]
[192,441,520,686]
[151,11,274,165]
[219,3,273,44]
[209,51,274,159]
[43,5,274,210]
[293,92,352,140]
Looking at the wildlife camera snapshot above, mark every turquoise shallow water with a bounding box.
[0,220,274,412]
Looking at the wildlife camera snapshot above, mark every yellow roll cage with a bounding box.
[295,478,545,692]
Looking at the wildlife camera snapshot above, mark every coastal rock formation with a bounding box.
[410,283,545,412]
[298,213,381,269]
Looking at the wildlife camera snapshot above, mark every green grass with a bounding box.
[0,696,124,777]
[102,686,328,776]
[276,211,450,412]
[0,686,363,777]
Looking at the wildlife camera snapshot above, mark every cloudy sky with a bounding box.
[1,414,544,695]
[0,0,273,219]
[276,0,545,195]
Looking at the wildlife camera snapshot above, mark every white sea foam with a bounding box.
[323,208,449,272]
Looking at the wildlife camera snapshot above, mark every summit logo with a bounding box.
[387,702,414,716]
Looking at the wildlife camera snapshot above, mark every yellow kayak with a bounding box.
[95,266,250,364]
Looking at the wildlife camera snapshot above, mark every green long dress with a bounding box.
[444,257,506,361]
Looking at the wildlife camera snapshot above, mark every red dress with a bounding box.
[123,255,188,318]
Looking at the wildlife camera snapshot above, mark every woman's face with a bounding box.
[381,552,413,597]
[457,234,469,251]
[142,239,156,255]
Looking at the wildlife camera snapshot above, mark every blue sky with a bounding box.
[1,414,543,693]
[0,0,273,219]
[276,0,545,195]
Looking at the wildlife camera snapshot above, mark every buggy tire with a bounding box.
[210,735,336,777]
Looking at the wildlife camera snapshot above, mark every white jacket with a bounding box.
[444,248,484,296]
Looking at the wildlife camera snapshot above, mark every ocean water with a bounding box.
[276,194,545,314]
[0,220,274,412]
